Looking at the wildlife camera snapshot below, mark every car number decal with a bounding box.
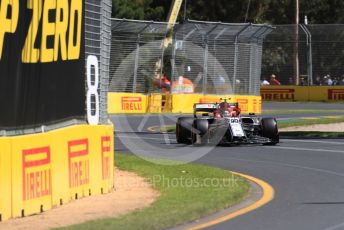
[229,118,245,137]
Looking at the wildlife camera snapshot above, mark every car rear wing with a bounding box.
[194,103,218,112]
[228,103,239,108]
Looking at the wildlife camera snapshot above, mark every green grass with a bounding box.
[159,125,176,133]
[278,116,344,128]
[263,109,343,115]
[58,153,250,230]
[280,131,344,138]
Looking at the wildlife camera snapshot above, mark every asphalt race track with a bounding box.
[111,102,344,230]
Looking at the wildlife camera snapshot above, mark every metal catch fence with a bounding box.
[262,24,344,86]
[109,19,273,96]
[109,19,170,94]
[85,0,112,124]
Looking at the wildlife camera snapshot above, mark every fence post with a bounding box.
[248,26,269,95]
[133,22,153,93]
[233,24,251,94]
[300,24,313,86]
[171,33,177,85]
[202,23,220,94]
[202,36,209,94]
[308,29,313,86]
[249,44,254,95]
[133,36,140,93]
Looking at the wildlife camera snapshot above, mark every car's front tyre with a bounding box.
[261,117,279,145]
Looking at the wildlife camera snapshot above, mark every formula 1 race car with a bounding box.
[176,99,279,145]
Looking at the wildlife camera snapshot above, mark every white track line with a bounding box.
[227,157,344,178]
[266,146,344,154]
[283,139,344,145]
[159,116,171,145]
[324,221,344,230]
[137,115,150,131]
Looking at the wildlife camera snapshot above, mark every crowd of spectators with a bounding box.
[261,74,281,86]
[261,73,344,86]
[313,74,344,86]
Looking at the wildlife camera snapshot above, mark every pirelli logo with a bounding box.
[121,97,143,111]
[261,88,295,101]
[253,99,261,113]
[199,98,220,103]
[237,99,248,112]
[101,136,111,180]
[328,89,344,100]
[22,147,52,201]
[68,139,90,188]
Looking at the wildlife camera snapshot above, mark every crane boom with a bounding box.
[167,0,184,28]
[154,0,184,84]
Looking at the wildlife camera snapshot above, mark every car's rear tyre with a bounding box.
[176,117,193,144]
[261,117,279,145]
[191,119,209,145]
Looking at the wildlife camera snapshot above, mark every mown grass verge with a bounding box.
[278,116,344,128]
[280,131,344,138]
[263,109,343,115]
[58,153,250,230]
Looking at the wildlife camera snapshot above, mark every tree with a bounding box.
[112,0,165,20]
[112,0,344,24]
[301,0,344,24]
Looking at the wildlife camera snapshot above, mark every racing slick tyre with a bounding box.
[191,119,209,145]
[176,117,194,144]
[261,118,279,145]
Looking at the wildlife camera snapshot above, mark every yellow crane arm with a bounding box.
[167,0,184,28]
[154,0,184,77]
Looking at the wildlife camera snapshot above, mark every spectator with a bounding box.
[327,75,333,86]
[300,77,306,86]
[323,74,333,86]
[323,75,328,85]
[261,78,270,85]
[269,74,281,85]
[340,76,344,85]
[314,75,322,86]
[288,77,294,85]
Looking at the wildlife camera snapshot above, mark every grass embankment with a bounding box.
[278,116,344,128]
[60,153,250,230]
[279,131,344,138]
[278,116,344,138]
[263,109,343,115]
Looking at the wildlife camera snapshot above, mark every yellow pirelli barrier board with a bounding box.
[108,93,148,114]
[171,94,262,114]
[107,93,261,114]
[261,86,344,102]
[0,125,114,220]
[0,138,11,221]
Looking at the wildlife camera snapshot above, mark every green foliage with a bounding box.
[112,0,165,20]
[112,0,344,24]
[302,0,344,24]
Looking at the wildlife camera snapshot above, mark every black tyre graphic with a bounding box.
[176,117,193,144]
[261,118,279,145]
[191,119,209,145]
